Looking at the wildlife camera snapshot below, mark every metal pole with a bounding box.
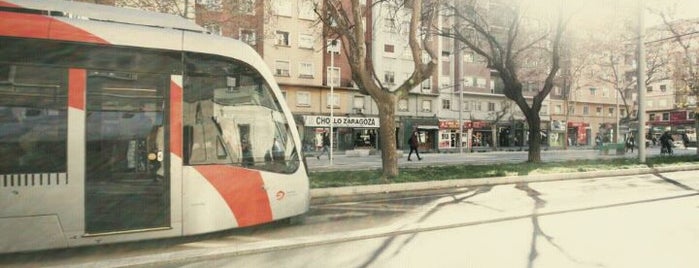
[616,87,620,143]
[329,44,335,166]
[637,0,647,162]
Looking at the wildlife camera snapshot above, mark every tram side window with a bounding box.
[0,65,67,173]
[183,54,299,174]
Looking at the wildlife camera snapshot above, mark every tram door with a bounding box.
[84,71,170,234]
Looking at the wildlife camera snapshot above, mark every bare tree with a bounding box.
[653,9,699,155]
[441,0,567,162]
[317,0,439,179]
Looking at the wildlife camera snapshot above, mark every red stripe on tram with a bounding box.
[0,6,108,44]
[68,69,86,110]
[195,166,273,227]
[170,81,183,158]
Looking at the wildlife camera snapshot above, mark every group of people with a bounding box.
[625,131,676,155]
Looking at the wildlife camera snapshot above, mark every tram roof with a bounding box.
[2,0,205,33]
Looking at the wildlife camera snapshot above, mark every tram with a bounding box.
[0,0,309,253]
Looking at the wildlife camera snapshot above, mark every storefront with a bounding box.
[438,120,471,152]
[567,122,590,146]
[471,121,491,149]
[402,117,439,152]
[549,120,566,147]
[302,115,380,151]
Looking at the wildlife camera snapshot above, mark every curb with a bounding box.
[309,163,699,204]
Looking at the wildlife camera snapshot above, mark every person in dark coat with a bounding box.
[626,135,635,153]
[407,130,422,161]
[317,131,330,160]
[659,131,674,155]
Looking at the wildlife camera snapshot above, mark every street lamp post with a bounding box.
[637,0,647,162]
[329,40,336,166]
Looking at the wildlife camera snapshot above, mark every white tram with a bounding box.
[0,0,309,253]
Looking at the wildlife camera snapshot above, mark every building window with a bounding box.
[398,99,409,112]
[202,0,222,10]
[421,100,432,112]
[660,84,667,92]
[569,106,575,115]
[477,78,487,88]
[596,107,602,116]
[327,67,340,87]
[238,0,255,14]
[649,113,656,121]
[326,93,340,108]
[647,86,653,92]
[474,101,482,111]
[353,96,365,109]
[422,77,432,91]
[463,100,470,111]
[275,60,290,77]
[662,112,670,121]
[608,107,614,117]
[442,99,451,110]
[589,87,596,96]
[299,0,316,20]
[299,34,314,49]
[240,29,256,45]
[463,52,474,63]
[384,44,394,52]
[555,105,562,114]
[299,62,314,78]
[272,0,292,16]
[275,31,290,46]
[488,102,495,112]
[583,106,589,115]
[621,108,626,116]
[204,24,222,35]
[384,71,395,85]
[297,91,310,107]
[327,39,341,54]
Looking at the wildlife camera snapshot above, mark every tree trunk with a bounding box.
[527,113,542,162]
[491,124,498,150]
[377,96,398,179]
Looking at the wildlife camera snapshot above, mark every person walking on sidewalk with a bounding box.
[317,131,331,160]
[407,130,422,161]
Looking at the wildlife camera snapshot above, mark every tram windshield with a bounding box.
[183,53,299,173]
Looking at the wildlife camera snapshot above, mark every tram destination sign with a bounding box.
[304,115,380,128]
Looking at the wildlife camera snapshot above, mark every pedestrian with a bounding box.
[626,135,635,153]
[659,131,674,155]
[317,131,330,160]
[407,130,422,161]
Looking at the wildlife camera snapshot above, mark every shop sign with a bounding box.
[439,120,472,129]
[670,111,687,121]
[551,120,566,131]
[303,115,380,128]
[472,121,488,129]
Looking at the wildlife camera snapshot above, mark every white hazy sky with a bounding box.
[524,0,699,29]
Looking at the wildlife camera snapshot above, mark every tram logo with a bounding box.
[276,190,286,200]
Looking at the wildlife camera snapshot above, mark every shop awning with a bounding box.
[403,116,440,130]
